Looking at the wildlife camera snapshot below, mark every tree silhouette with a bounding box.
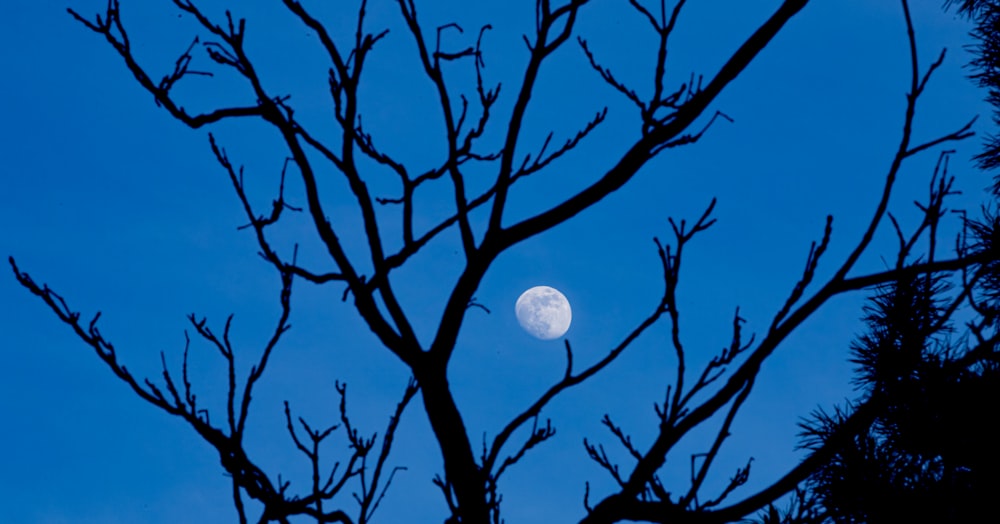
[747,4,1000,521]
[948,0,1000,179]
[743,179,1000,524]
[8,1,990,523]
[743,156,1000,524]
[798,272,1000,522]
[741,4,1000,522]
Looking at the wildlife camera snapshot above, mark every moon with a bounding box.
[515,286,572,340]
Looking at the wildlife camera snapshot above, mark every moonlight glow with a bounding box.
[515,286,572,340]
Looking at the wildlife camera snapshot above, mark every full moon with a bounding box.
[515,286,572,340]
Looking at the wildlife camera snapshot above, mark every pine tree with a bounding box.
[794,212,1000,524]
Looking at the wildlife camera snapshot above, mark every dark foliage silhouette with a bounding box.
[741,4,1000,522]
[949,0,1000,180]
[9,1,992,523]
[799,271,1000,523]
[746,155,1000,524]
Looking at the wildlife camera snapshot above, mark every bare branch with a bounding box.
[68,2,264,128]
[498,0,809,250]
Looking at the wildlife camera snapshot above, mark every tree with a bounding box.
[5,1,988,523]
[798,261,1000,523]
[753,3,1000,522]
[948,0,1000,179]
[743,158,1000,524]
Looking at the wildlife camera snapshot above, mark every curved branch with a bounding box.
[497,0,809,251]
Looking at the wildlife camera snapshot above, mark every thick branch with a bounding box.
[496,0,809,250]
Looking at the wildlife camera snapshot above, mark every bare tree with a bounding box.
[9,1,988,523]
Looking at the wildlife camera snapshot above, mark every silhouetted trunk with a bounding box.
[418,365,489,524]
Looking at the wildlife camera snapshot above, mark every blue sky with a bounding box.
[0,1,991,522]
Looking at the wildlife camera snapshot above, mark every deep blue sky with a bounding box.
[0,1,990,523]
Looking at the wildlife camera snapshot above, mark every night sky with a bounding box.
[0,1,990,523]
